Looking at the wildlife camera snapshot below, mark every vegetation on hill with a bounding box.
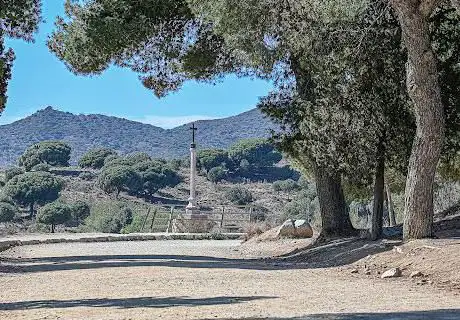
[0,107,277,167]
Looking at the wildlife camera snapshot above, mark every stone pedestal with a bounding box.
[172,213,217,233]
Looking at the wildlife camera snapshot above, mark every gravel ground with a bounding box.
[0,240,459,320]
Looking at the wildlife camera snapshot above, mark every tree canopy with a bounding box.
[0,0,42,113]
[37,201,72,233]
[3,171,64,216]
[19,141,72,171]
[79,148,118,169]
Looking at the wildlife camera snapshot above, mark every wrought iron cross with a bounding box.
[190,123,197,145]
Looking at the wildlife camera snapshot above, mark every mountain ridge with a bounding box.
[0,107,277,167]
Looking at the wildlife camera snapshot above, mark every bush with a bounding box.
[273,179,300,192]
[84,201,133,233]
[243,222,273,241]
[79,171,96,181]
[37,202,72,233]
[280,187,319,226]
[0,202,17,223]
[207,166,226,184]
[225,186,254,205]
[69,200,91,221]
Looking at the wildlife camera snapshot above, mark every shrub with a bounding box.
[37,202,72,233]
[207,166,226,184]
[273,179,300,192]
[225,186,254,205]
[0,202,17,223]
[280,187,320,226]
[228,138,282,168]
[69,200,91,221]
[85,201,133,233]
[243,222,273,241]
[79,171,96,181]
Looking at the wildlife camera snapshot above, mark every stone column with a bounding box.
[186,143,199,214]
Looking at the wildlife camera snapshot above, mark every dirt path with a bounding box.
[0,240,459,320]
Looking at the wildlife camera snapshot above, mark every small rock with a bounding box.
[350,269,359,274]
[393,246,404,254]
[410,271,423,278]
[381,268,402,279]
[365,271,372,275]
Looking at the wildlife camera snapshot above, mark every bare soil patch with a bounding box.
[0,239,459,319]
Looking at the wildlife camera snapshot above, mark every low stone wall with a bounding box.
[0,232,243,252]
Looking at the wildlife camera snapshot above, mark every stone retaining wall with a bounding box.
[0,233,243,252]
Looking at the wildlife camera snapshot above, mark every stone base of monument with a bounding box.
[172,213,217,233]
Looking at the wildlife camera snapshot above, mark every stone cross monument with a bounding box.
[186,123,200,214]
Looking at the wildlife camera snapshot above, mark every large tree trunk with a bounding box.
[314,165,356,238]
[391,0,445,240]
[371,141,385,240]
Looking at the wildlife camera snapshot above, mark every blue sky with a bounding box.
[0,1,272,128]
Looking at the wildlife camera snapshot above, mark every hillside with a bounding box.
[0,107,277,167]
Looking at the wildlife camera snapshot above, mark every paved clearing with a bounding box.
[0,240,459,320]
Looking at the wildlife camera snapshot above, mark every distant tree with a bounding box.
[207,166,226,184]
[79,148,117,169]
[0,0,42,114]
[37,202,72,233]
[0,202,16,223]
[3,171,64,217]
[97,165,142,198]
[133,160,181,198]
[225,186,254,205]
[69,200,91,222]
[4,167,24,182]
[228,139,282,168]
[19,141,71,171]
[197,149,228,173]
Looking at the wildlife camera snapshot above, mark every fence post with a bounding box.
[141,207,151,232]
[249,206,254,222]
[149,208,158,232]
[166,206,174,233]
[220,206,225,229]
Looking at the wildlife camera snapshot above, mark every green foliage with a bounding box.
[225,186,253,205]
[228,139,282,168]
[79,148,117,169]
[97,165,142,197]
[37,201,72,232]
[197,149,228,173]
[280,186,319,224]
[0,202,16,223]
[31,163,51,172]
[79,171,96,181]
[84,201,133,233]
[207,166,227,183]
[19,141,71,171]
[272,179,300,192]
[0,0,42,114]
[3,171,64,213]
[4,167,24,182]
[133,160,181,197]
[438,152,460,181]
[69,200,91,221]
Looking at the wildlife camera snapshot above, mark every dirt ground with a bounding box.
[0,239,459,320]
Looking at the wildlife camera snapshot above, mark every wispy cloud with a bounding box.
[133,115,220,129]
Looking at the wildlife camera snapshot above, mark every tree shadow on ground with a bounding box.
[198,309,460,320]
[0,295,275,311]
[0,238,401,273]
